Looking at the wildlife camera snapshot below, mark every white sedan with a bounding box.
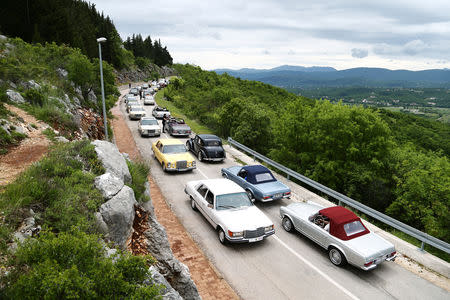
[143,95,155,105]
[184,178,275,244]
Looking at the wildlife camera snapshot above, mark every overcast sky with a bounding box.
[90,0,450,71]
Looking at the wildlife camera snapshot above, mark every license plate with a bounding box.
[274,193,282,199]
[249,236,263,243]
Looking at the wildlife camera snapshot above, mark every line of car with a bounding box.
[125,84,397,272]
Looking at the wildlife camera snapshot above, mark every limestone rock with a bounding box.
[56,68,68,78]
[55,136,69,143]
[92,140,131,184]
[98,186,137,248]
[87,90,97,103]
[94,172,124,200]
[147,266,182,300]
[6,89,25,103]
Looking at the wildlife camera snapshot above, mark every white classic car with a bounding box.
[138,117,161,137]
[143,95,155,105]
[280,202,397,270]
[128,105,146,120]
[185,178,275,244]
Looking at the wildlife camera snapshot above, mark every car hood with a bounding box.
[216,206,272,231]
[140,125,160,130]
[256,181,290,194]
[343,232,395,259]
[164,152,194,162]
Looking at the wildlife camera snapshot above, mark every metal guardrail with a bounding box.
[227,137,450,254]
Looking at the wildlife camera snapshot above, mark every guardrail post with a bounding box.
[420,241,425,252]
[338,200,342,206]
[287,174,290,180]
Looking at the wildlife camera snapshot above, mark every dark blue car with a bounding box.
[221,165,291,202]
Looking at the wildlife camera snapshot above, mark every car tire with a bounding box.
[218,228,228,245]
[282,216,294,232]
[246,189,254,201]
[198,151,203,162]
[190,197,197,211]
[328,247,347,267]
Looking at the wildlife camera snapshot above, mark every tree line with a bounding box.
[165,64,450,247]
[124,34,173,67]
[0,0,172,69]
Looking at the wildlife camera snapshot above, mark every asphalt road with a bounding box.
[119,88,449,300]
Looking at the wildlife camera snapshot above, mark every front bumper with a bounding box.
[203,157,225,162]
[226,229,275,243]
[140,130,161,137]
[165,166,196,172]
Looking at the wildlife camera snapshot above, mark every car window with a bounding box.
[205,191,214,205]
[141,119,158,125]
[343,220,366,236]
[238,169,247,179]
[205,140,221,146]
[197,185,208,197]
[216,192,253,210]
[156,142,162,151]
[254,172,275,183]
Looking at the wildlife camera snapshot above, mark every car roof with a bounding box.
[158,139,184,145]
[198,134,220,140]
[202,179,244,195]
[319,206,359,225]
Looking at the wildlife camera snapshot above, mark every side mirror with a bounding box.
[207,204,213,209]
[251,198,255,203]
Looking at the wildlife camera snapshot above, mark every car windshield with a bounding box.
[205,140,221,146]
[163,144,186,154]
[216,192,253,210]
[343,220,366,236]
[141,119,158,125]
[130,106,143,111]
[254,172,275,183]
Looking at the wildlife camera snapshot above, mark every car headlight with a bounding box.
[228,230,243,237]
[192,161,196,167]
[156,129,160,133]
[265,225,274,232]
[167,162,172,168]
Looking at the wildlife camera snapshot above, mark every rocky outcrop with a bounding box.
[95,173,124,200]
[92,140,131,184]
[148,266,183,300]
[115,64,177,84]
[6,90,25,103]
[97,186,137,249]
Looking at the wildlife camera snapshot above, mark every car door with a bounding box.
[154,141,164,163]
[195,185,216,227]
[236,169,250,190]
[193,136,201,155]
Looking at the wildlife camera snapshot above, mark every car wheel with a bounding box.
[328,247,347,267]
[198,151,203,162]
[282,216,294,232]
[218,228,228,245]
[190,197,197,211]
[246,189,254,201]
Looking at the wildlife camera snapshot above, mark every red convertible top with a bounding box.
[319,206,370,240]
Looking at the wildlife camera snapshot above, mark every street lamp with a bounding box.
[97,37,108,140]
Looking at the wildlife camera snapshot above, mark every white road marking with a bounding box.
[196,166,209,179]
[273,235,360,300]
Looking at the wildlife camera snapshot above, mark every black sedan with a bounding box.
[186,134,226,162]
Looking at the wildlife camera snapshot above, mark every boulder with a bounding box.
[92,140,131,184]
[0,35,6,41]
[98,186,137,248]
[23,80,40,90]
[87,90,97,103]
[94,172,124,200]
[6,89,25,103]
[56,68,68,78]
[147,266,182,300]
[55,136,69,143]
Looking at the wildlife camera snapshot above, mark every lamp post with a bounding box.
[97,37,108,140]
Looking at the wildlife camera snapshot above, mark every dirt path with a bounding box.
[0,104,49,186]
[110,99,240,299]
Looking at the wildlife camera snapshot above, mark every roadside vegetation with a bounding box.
[164,64,450,248]
[0,141,162,298]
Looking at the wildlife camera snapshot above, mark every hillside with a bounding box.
[214,66,450,88]
[165,64,450,248]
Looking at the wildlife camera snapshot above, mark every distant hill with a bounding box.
[214,66,450,88]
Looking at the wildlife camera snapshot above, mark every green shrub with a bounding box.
[22,88,46,107]
[135,57,151,69]
[0,140,105,233]
[0,127,27,154]
[127,160,150,202]
[2,230,162,299]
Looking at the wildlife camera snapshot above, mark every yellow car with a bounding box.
[152,139,196,172]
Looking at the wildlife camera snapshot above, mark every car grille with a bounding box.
[147,129,155,133]
[177,160,187,169]
[244,227,265,238]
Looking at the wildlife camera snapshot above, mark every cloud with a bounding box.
[351,48,368,58]
[262,49,270,55]
[403,39,428,55]
[373,39,430,56]
[288,50,296,55]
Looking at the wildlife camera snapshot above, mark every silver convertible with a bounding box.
[280,202,397,270]
[185,178,275,244]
